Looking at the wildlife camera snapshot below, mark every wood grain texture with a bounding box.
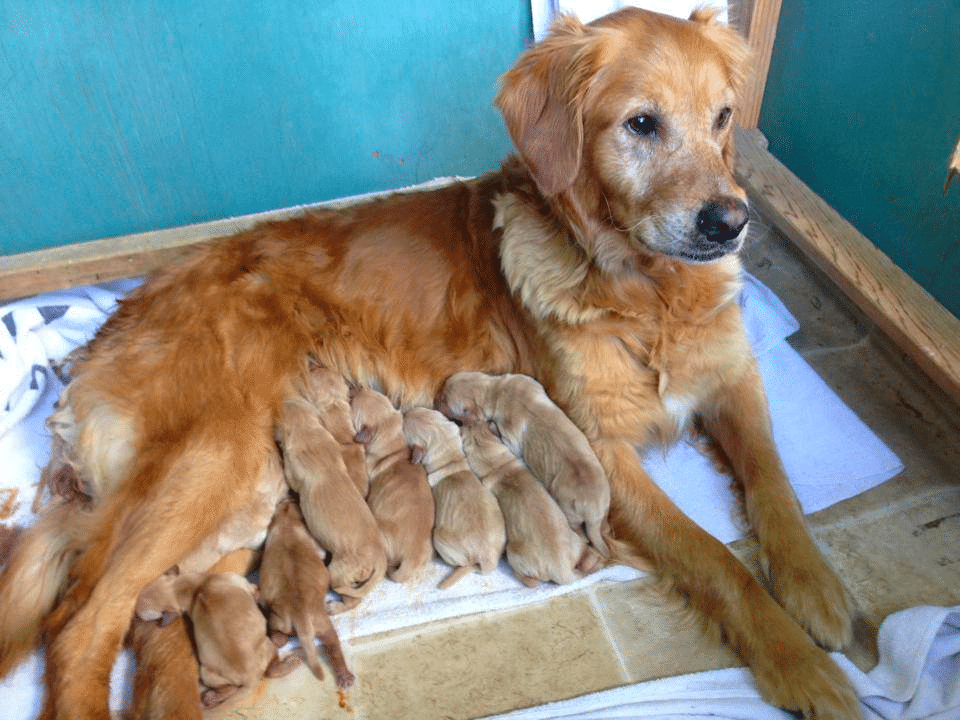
[735,127,960,407]
[737,0,782,129]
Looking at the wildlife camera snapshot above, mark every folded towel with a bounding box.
[481,605,960,720]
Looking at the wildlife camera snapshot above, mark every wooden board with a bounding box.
[734,127,960,407]
[737,0,783,129]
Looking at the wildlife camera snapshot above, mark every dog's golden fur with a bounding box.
[0,7,860,719]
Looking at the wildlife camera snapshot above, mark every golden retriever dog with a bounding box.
[437,371,611,555]
[305,365,371,498]
[275,380,387,612]
[351,388,436,583]
[126,616,203,720]
[402,406,507,589]
[0,7,860,719]
[259,497,355,689]
[136,572,302,709]
[460,421,595,587]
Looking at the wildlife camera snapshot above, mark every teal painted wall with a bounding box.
[760,0,960,317]
[0,2,532,256]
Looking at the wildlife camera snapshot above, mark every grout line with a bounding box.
[587,585,634,684]
[796,333,872,359]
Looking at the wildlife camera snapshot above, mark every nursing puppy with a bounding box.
[403,407,506,588]
[276,385,387,612]
[438,372,610,555]
[126,616,203,720]
[1,9,860,719]
[304,365,370,498]
[137,572,301,709]
[460,421,593,587]
[259,498,355,689]
[352,389,435,583]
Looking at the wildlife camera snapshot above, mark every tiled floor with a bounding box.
[218,220,960,720]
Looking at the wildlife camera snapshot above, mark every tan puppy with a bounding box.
[137,572,300,709]
[126,616,203,720]
[438,372,610,556]
[259,498,355,689]
[276,386,386,613]
[402,407,506,588]
[304,365,370,498]
[460,422,595,587]
[351,389,435,583]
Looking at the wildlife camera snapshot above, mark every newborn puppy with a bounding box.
[136,572,301,709]
[127,615,203,720]
[351,388,435,583]
[460,422,596,588]
[438,372,610,556]
[304,365,370,498]
[277,386,386,613]
[402,407,506,589]
[259,498,355,689]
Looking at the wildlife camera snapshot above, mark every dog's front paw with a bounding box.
[752,637,862,720]
[765,541,855,651]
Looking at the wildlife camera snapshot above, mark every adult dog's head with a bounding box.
[496,7,751,267]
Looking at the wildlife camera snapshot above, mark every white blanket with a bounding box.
[0,269,904,718]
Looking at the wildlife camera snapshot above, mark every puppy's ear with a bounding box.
[496,15,608,196]
[409,444,425,465]
[172,573,203,613]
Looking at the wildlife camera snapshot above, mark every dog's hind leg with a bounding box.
[41,427,271,720]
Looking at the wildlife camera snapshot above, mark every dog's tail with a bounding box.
[437,564,476,590]
[0,503,84,678]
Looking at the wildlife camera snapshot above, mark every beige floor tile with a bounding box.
[219,594,625,720]
[592,578,743,683]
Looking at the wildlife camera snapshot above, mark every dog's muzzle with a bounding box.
[696,198,749,244]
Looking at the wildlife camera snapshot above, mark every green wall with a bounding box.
[760,0,960,317]
[0,2,532,257]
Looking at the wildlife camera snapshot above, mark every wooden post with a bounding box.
[737,0,783,129]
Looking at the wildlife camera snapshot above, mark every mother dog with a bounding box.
[0,8,861,719]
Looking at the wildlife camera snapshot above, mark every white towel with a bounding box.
[480,605,960,720]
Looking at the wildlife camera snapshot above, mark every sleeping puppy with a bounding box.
[136,572,301,709]
[276,384,387,613]
[126,616,203,720]
[459,421,596,587]
[437,372,610,556]
[402,407,506,589]
[259,497,355,689]
[304,365,370,498]
[351,389,435,583]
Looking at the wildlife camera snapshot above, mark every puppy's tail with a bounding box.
[437,564,477,590]
[0,503,84,678]
[292,619,326,682]
[584,518,609,558]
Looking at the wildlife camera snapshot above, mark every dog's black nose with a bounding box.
[696,199,749,243]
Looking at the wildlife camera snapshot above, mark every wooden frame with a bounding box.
[2,2,958,407]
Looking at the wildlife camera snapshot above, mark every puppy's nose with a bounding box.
[696,198,749,243]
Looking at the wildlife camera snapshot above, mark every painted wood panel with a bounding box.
[0,1,532,256]
[759,0,960,317]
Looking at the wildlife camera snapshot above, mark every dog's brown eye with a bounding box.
[715,107,732,131]
[626,114,658,137]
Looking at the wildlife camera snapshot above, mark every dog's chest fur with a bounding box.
[498,191,751,447]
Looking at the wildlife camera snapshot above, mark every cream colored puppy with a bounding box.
[136,572,301,709]
[304,365,370,498]
[351,389,435,583]
[259,498,355,689]
[459,422,597,588]
[277,387,386,613]
[403,407,506,588]
[438,372,610,555]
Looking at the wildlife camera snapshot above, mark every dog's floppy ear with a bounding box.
[496,15,607,196]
